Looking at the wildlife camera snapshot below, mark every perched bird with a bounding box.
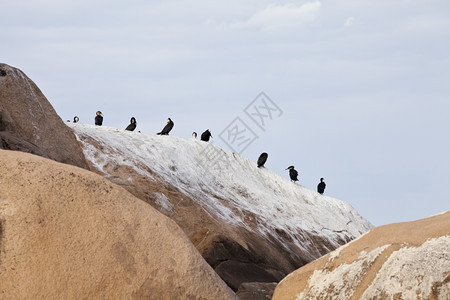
[73,116,79,123]
[317,178,326,194]
[200,129,212,142]
[95,111,103,126]
[157,118,174,135]
[125,117,137,131]
[286,166,299,182]
[257,152,268,168]
[192,132,197,139]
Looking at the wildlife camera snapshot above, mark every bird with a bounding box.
[125,117,137,131]
[200,129,212,142]
[95,111,103,126]
[257,152,268,168]
[73,116,79,123]
[286,166,299,182]
[192,132,197,139]
[157,118,174,135]
[317,178,326,194]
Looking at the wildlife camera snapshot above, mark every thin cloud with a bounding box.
[344,17,356,27]
[231,1,322,32]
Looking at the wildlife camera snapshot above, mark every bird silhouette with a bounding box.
[200,129,212,142]
[286,166,299,182]
[317,178,326,194]
[95,111,103,126]
[125,117,137,131]
[257,152,268,168]
[157,118,174,135]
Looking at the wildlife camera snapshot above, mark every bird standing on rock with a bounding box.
[125,117,137,131]
[95,111,103,126]
[157,118,174,135]
[257,152,268,168]
[317,178,326,194]
[200,129,212,142]
[73,116,79,123]
[286,166,299,182]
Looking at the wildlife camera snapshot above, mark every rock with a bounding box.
[0,63,87,168]
[69,124,372,292]
[71,129,306,291]
[0,131,47,156]
[273,211,450,300]
[0,150,236,300]
[216,261,283,291]
[202,235,285,290]
[236,282,278,300]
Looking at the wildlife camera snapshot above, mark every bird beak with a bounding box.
[285,167,289,170]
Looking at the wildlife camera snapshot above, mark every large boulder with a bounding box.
[273,211,450,300]
[0,63,87,169]
[68,124,373,293]
[0,150,236,299]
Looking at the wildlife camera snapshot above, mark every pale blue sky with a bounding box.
[2,0,449,226]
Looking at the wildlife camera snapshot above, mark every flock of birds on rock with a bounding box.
[70,112,326,194]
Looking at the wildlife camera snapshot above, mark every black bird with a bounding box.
[95,111,103,126]
[200,129,212,142]
[73,116,79,123]
[125,117,137,131]
[192,132,197,139]
[317,178,326,194]
[257,152,268,168]
[286,166,299,182]
[157,118,174,135]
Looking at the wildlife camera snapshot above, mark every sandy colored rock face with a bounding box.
[0,63,87,168]
[0,150,236,300]
[273,212,450,300]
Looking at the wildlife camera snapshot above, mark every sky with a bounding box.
[1,0,449,226]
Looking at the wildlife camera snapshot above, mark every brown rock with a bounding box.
[70,125,369,292]
[273,212,450,300]
[0,63,87,168]
[82,153,315,291]
[201,235,285,290]
[216,261,283,291]
[236,282,278,300]
[0,150,236,300]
